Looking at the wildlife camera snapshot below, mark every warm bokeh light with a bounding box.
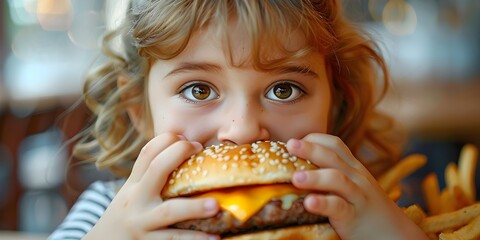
[37,0,73,31]
[382,0,417,36]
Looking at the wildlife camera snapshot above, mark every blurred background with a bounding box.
[0,0,479,238]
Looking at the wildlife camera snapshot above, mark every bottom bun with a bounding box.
[223,223,339,240]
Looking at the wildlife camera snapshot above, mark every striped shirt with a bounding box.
[48,180,122,240]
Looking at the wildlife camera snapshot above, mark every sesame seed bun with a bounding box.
[224,223,339,240]
[161,141,318,199]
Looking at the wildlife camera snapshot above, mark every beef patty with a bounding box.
[171,198,328,236]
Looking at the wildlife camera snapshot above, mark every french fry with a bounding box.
[458,144,478,204]
[403,204,427,224]
[439,188,458,214]
[439,214,480,240]
[445,162,460,189]
[379,154,427,192]
[423,173,441,215]
[452,186,471,209]
[388,185,402,202]
[419,202,480,233]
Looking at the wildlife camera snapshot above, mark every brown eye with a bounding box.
[192,85,210,100]
[181,83,218,102]
[266,82,304,102]
[273,83,292,99]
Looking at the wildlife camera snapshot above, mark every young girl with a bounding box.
[50,0,428,239]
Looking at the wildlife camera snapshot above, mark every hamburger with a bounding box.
[162,141,335,239]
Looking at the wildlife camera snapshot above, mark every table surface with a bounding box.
[0,231,48,240]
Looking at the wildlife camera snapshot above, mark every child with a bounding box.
[50,0,428,239]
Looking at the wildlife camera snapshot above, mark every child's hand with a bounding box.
[286,133,428,240]
[84,133,220,240]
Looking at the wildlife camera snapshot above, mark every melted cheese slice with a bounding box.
[193,184,307,222]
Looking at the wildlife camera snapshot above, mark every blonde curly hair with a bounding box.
[74,0,404,178]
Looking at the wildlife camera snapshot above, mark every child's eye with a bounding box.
[265,82,304,102]
[180,83,219,102]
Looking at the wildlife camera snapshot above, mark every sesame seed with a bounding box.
[259,167,265,174]
[222,164,228,170]
[203,170,208,176]
[169,179,174,185]
[232,163,238,168]
[192,170,197,175]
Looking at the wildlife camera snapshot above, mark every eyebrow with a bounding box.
[165,62,222,78]
[164,62,318,78]
[273,65,319,78]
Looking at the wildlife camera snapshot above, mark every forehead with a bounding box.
[181,19,313,68]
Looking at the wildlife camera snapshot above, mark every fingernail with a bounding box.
[288,139,302,149]
[305,195,319,209]
[204,198,218,212]
[294,171,307,183]
[192,142,203,152]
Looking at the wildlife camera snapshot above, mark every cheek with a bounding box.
[268,95,331,140]
[151,107,217,140]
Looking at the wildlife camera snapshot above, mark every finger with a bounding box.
[298,133,362,168]
[304,193,354,223]
[144,229,219,240]
[292,168,365,204]
[142,140,203,196]
[141,198,219,230]
[287,139,350,170]
[286,138,352,172]
[130,133,186,182]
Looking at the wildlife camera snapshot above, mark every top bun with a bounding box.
[161,141,317,198]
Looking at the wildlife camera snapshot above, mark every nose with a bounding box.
[217,102,270,145]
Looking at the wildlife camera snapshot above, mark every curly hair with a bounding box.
[73,0,404,177]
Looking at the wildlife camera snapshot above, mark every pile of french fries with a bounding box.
[378,144,479,240]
